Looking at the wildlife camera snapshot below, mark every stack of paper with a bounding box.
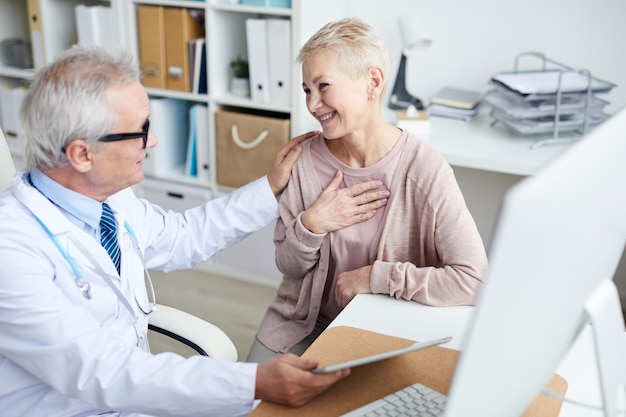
[485,69,615,137]
[426,87,483,122]
[491,71,614,96]
[483,88,609,120]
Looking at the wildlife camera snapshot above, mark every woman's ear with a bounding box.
[64,140,94,173]
[368,66,385,98]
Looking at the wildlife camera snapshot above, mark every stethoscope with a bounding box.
[32,214,157,313]
[32,213,157,350]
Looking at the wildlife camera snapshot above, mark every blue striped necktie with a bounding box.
[100,202,121,274]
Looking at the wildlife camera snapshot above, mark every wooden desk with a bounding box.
[330,294,614,417]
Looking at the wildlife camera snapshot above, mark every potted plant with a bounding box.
[230,55,250,97]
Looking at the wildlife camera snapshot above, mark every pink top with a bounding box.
[256,130,488,353]
[310,135,405,325]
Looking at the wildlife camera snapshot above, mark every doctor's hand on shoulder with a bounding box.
[267,130,317,196]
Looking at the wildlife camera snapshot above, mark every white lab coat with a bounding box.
[0,172,278,417]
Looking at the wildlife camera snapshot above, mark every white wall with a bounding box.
[344,0,626,117]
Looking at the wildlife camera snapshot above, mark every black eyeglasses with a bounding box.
[97,119,150,149]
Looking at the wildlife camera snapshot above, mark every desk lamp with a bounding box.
[388,14,432,110]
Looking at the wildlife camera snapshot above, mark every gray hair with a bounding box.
[20,45,141,170]
[297,17,390,89]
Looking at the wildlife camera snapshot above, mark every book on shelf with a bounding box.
[430,86,483,110]
[189,37,206,94]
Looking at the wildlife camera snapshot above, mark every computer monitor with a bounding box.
[445,107,626,417]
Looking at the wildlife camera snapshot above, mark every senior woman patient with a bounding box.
[247,17,488,362]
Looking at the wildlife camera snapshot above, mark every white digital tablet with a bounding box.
[312,336,452,374]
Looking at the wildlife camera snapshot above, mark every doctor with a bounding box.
[0,45,388,416]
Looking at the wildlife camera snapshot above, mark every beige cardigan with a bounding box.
[256,131,488,353]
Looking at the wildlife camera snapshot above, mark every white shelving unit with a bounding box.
[122,0,348,283]
[0,0,347,284]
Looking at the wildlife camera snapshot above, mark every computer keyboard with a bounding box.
[341,381,447,417]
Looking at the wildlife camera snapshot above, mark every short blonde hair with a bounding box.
[297,17,390,88]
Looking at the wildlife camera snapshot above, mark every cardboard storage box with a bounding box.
[215,108,290,188]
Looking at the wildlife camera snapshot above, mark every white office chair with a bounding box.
[0,128,237,360]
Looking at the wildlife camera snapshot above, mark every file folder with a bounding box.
[164,8,205,92]
[0,86,27,155]
[75,5,97,46]
[246,18,271,103]
[185,104,198,177]
[193,104,210,181]
[145,98,189,176]
[137,5,166,89]
[75,5,116,50]
[26,0,45,69]
[266,18,291,107]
